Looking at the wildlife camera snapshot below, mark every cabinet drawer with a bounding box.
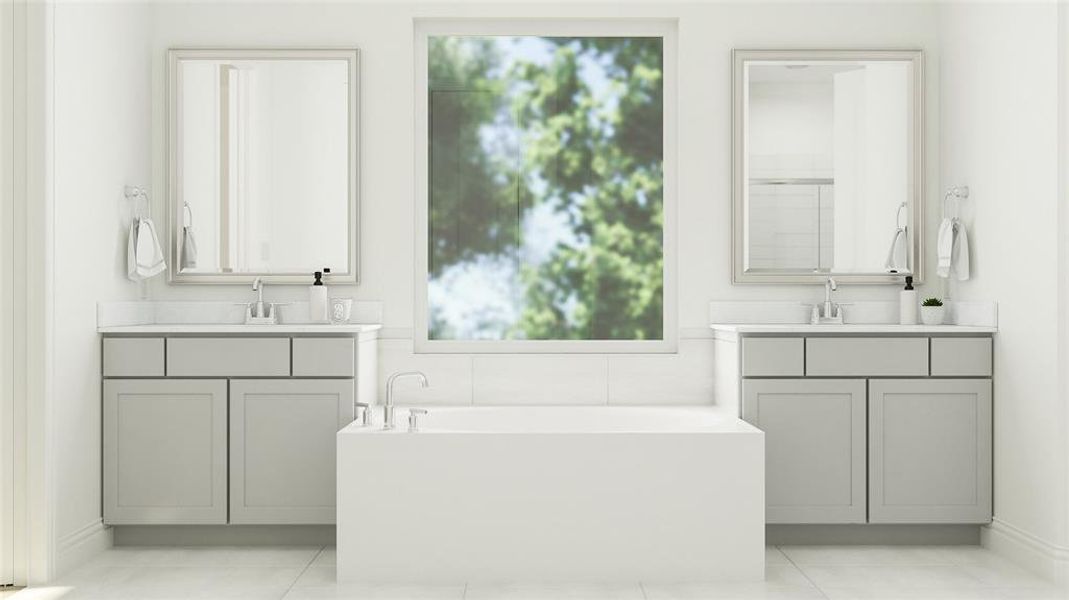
[931,338,992,377]
[103,338,165,377]
[806,337,928,377]
[742,338,804,377]
[167,338,290,377]
[292,338,355,377]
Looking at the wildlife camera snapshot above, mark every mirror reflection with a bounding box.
[736,52,922,282]
[170,50,358,282]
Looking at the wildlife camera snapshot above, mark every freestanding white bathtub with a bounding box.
[337,406,764,583]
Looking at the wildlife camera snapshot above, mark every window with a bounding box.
[416,21,675,352]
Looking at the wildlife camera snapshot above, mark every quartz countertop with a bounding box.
[710,323,997,334]
[98,323,383,334]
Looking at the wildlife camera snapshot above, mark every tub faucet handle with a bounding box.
[408,408,429,433]
[354,402,371,426]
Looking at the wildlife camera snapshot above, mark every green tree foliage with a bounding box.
[428,36,664,341]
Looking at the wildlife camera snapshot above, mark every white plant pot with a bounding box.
[920,305,945,326]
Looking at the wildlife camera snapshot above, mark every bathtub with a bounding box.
[337,406,764,583]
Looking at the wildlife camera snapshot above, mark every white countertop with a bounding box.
[710,323,997,334]
[98,323,383,334]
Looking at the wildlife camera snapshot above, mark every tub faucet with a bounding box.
[384,371,429,430]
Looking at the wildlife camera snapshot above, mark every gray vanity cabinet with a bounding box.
[103,379,228,524]
[743,379,867,523]
[229,379,355,524]
[102,333,377,527]
[869,379,992,523]
[725,332,995,526]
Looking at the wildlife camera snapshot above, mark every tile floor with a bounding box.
[2,545,1065,600]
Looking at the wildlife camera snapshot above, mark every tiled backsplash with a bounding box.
[376,337,720,409]
[97,301,383,327]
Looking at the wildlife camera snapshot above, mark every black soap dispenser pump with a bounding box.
[309,269,330,323]
[899,275,918,325]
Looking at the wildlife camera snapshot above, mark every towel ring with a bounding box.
[942,186,969,218]
[124,185,150,219]
[183,201,193,225]
[894,202,908,230]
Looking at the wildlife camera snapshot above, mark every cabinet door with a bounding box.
[743,379,866,524]
[230,379,355,524]
[103,379,228,524]
[869,379,992,523]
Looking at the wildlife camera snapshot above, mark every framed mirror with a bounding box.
[167,48,359,284]
[733,50,923,284]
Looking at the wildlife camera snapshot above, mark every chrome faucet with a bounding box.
[822,276,838,319]
[808,277,845,324]
[251,277,268,319]
[384,371,429,430]
[239,277,282,325]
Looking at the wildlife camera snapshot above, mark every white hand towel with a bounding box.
[181,224,198,270]
[884,227,907,272]
[951,218,970,280]
[134,217,167,279]
[126,218,140,282]
[936,217,955,278]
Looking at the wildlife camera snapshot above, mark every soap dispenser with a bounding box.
[899,275,918,325]
[309,268,331,323]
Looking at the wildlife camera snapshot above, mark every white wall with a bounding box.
[0,0,15,585]
[52,1,151,574]
[140,1,940,405]
[1063,0,1069,578]
[938,0,1067,579]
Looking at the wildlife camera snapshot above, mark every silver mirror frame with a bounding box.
[166,48,360,284]
[732,49,924,284]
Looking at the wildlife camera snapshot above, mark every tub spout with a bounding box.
[384,371,429,430]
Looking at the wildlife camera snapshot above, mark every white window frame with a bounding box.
[414,19,678,354]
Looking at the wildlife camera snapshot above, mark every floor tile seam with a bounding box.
[774,546,831,599]
[279,546,325,598]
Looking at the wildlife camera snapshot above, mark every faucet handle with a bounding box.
[354,402,372,426]
[408,408,429,433]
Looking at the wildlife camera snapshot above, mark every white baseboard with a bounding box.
[56,518,112,577]
[983,518,1069,586]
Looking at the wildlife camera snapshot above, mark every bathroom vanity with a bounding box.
[98,323,379,526]
[712,323,995,525]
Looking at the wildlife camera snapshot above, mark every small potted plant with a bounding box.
[920,297,945,325]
